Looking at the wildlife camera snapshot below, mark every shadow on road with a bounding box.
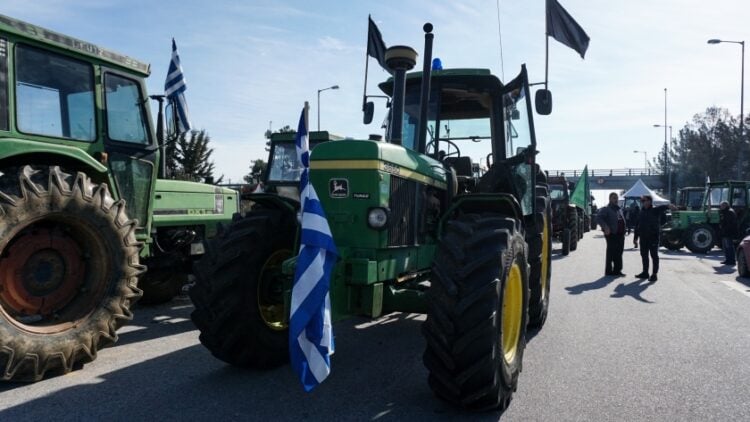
[564,276,616,295]
[0,311,509,421]
[610,279,655,303]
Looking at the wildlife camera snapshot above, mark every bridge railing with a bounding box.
[547,168,662,178]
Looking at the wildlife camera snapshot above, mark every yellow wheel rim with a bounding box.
[541,213,550,300]
[258,249,292,331]
[502,262,523,363]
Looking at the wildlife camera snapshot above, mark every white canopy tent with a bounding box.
[620,179,670,205]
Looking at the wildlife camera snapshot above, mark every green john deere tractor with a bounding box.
[661,181,750,253]
[0,15,236,381]
[191,23,553,411]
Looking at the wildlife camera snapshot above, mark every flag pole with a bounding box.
[304,101,310,135]
[362,16,371,111]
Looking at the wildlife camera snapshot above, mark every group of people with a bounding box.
[596,192,740,281]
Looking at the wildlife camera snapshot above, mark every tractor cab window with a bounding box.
[15,44,95,141]
[732,187,747,208]
[503,85,533,159]
[268,142,301,182]
[105,73,149,145]
[549,184,566,200]
[0,38,7,131]
[708,187,729,208]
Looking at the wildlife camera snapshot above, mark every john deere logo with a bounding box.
[329,179,349,198]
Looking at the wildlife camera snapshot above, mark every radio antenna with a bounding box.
[495,0,505,80]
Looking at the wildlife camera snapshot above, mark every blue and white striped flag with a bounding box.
[289,102,337,392]
[164,39,191,134]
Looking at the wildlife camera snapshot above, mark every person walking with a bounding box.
[719,201,739,265]
[597,192,626,277]
[633,195,674,282]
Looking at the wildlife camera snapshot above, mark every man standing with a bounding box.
[597,192,626,277]
[719,201,739,265]
[633,195,674,282]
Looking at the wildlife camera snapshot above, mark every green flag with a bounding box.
[570,165,589,210]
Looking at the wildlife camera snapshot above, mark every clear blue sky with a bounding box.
[5,0,748,183]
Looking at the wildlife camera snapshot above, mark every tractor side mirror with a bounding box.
[165,102,177,138]
[363,101,375,124]
[535,89,552,115]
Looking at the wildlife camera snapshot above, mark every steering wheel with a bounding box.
[426,139,461,158]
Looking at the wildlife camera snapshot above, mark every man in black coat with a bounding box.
[719,201,739,265]
[633,195,674,282]
[597,192,627,277]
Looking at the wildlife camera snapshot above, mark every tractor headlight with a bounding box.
[367,207,389,230]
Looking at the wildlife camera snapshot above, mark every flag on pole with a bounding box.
[570,165,590,210]
[546,0,590,59]
[289,103,338,392]
[164,39,191,134]
[367,15,392,74]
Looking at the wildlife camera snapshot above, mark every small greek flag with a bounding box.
[289,102,337,392]
[164,39,191,134]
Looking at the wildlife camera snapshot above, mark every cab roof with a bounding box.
[0,14,150,76]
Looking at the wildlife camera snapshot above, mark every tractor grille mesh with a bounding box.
[388,176,417,246]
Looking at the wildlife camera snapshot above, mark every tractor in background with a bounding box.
[548,175,584,255]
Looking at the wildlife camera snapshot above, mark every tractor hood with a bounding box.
[155,179,236,196]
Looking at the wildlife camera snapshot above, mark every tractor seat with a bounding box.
[443,157,473,178]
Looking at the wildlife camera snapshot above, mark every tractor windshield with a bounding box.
[549,184,566,200]
[267,141,324,183]
[707,186,729,208]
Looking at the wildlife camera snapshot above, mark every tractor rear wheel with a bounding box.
[0,165,142,381]
[528,187,552,328]
[561,228,571,256]
[423,213,529,411]
[685,224,715,254]
[569,211,579,251]
[190,210,295,368]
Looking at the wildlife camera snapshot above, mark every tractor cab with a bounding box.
[378,67,538,217]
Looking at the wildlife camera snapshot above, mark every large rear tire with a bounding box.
[561,228,571,256]
[190,210,295,368]
[685,224,715,254]
[569,210,579,252]
[423,214,529,411]
[0,165,142,381]
[528,187,551,328]
[137,270,187,305]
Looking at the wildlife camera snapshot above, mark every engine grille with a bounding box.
[388,176,417,246]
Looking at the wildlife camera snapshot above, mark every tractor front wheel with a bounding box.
[190,210,295,368]
[569,212,579,251]
[0,165,142,381]
[423,214,529,411]
[685,224,715,254]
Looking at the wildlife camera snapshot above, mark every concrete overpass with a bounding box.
[547,168,665,191]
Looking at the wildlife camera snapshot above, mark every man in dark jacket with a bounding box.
[597,192,626,277]
[719,201,739,265]
[633,195,674,282]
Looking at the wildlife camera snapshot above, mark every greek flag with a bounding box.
[289,103,337,392]
[164,39,191,134]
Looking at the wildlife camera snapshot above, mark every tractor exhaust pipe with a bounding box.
[385,45,417,145]
[416,23,434,155]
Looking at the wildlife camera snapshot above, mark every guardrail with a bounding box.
[547,168,662,178]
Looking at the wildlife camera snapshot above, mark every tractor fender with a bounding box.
[438,193,523,238]
[0,138,108,176]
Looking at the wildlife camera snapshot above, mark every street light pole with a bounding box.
[708,38,745,179]
[317,85,340,132]
[634,150,648,170]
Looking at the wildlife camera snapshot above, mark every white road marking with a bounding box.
[718,279,750,299]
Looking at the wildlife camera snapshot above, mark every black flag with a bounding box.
[546,0,590,58]
[367,15,392,74]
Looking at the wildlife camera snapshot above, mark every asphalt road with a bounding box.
[2,231,750,421]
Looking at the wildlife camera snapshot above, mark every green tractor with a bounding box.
[661,181,750,253]
[674,186,705,211]
[190,24,553,410]
[0,14,236,381]
[548,175,584,255]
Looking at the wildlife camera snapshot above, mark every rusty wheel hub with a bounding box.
[0,227,85,318]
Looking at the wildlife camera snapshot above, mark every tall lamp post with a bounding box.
[317,85,340,131]
[633,150,648,170]
[653,123,672,198]
[708,38,745,179]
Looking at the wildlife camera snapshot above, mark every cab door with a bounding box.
[101,69,158,236]
[500,65,537,216]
